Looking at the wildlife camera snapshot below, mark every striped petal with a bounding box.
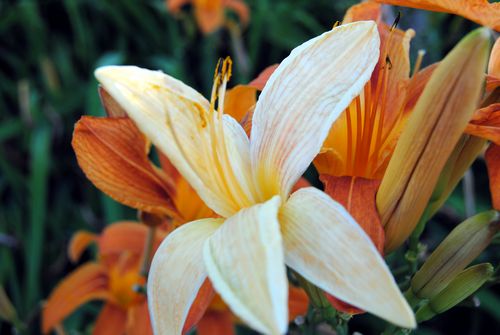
[42,263,110,334]
[72,116,177,217]
[95,66,256,217]
[374,0,500,31]
[250,21,379,199]
[147,218,223,334]
[279,187,415,329]
[203,196,288,335]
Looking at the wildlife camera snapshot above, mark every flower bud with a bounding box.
[411,211,499,299]
[426,135,487,218]
[377,28,491,252]
[415,263,493,322]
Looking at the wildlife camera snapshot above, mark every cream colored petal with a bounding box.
[95,66,256,217]
[280,187,415,329]
[250,21,380,199]
[147,218,223,334]
[203,196,288,335]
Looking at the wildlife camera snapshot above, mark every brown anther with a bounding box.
[385,56,393,70]
[390,12,401,31]
[221,56,233,80]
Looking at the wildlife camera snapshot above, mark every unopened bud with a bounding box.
[415,263,493,322]
[377,28,491,252]
[411,211,499,299]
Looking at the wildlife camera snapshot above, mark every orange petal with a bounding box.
[320,175,384,315]
[197,310,235,335]
[320,175,385,252]
[343,1,381,23]
[98,87,127,118]
[93,303,127,335]
[42,263,110,334]
[489,38,500,77]
[405,63,437,113]
[97,222,151,256]
[248,64,279,90]
[224,0,250,26]
[326,295,363,315]
[313,148,345,177]
[465,103,500,145]
[291,177,311,193]
[485,144,500,210]
[194,0,224,34]
[183,279,216,334]
[157,146,212,226]
[374,0,500,31]
[288,286,309,321]
[173,177,214,224]
[224,85,256,123]
[68,231,97,263]
[127,301,153,335]
[487,38,500,91]
[486,75,500,92]
[157,150,181,184]
[72,116,177,217]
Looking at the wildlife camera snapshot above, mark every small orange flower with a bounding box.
[167,0,250,34]
[373,0,500,31]
[42,222,156,335]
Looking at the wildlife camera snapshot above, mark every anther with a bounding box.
[390,12,401,31]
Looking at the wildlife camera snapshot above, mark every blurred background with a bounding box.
[0,0,498,334]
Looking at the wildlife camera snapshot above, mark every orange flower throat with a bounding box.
[108,264,146,309]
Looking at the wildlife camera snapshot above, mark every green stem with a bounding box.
[404,288,421,309]
[296,274,331,309]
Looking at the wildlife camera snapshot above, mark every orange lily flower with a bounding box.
[167,0,249,34]
[313,2,499,250]
[373,0,500,31]
[42,222,157,335]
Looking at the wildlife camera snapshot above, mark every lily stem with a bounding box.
[140,226,157,277]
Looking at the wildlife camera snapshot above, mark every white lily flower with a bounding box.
[95,21,415,335]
